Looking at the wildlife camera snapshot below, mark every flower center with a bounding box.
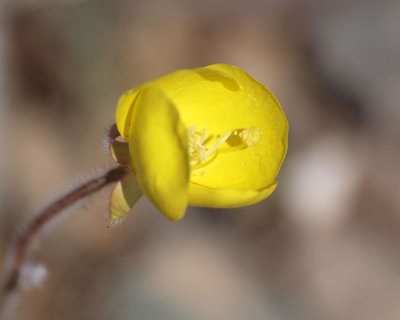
[188,125,262,169]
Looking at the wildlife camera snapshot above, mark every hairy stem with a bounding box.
[0,165,128,305]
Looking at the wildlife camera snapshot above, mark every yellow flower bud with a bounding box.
[110,64,288,223]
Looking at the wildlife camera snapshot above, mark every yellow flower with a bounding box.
[109,64,288,224]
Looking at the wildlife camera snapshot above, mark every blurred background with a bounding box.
[1,0,400,319]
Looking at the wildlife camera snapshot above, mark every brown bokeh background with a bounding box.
[1,1,400,319]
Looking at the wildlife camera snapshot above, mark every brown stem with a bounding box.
[1,165,128,302]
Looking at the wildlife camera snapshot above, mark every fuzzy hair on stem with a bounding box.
[0,164,128,313]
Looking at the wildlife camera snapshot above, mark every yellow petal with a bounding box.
[150,64,288,190]
[115,88,141,140]
[109,171,142,226]
[130,86,189,221]
[187,64,288,190]
[188,181,278,208]
[110,140,130,165]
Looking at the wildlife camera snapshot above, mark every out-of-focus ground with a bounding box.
[1,0,400,319]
